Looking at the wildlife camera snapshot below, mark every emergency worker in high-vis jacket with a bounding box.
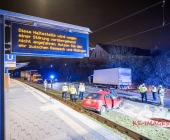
[140,84,147,103]
[158,85,164,107]
[79,83,85,100]
[151,85,157,101]
[70,85,77,102]
[139,83,144,98]
[68,83,72,101]
[44,79,47,91]
[62,83,68,100]
[78,83,82,98]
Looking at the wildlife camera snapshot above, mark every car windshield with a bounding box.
[86,93,102,99]
[36,76,42,79]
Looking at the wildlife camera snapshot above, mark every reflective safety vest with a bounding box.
[62,86,68,92]
[68,86,72,92]
[158,89,164,96]
[151,87,157,92]
[140,87,147,93]
[79,85,85,92]
[70,88,77,94]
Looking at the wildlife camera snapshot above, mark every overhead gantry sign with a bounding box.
[11,23,89,57]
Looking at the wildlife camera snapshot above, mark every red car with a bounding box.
[82,91,124,115]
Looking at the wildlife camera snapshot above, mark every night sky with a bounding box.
[0,0,170,62]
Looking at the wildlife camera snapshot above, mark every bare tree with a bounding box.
[145,50,170,87]
[102,45,149,84]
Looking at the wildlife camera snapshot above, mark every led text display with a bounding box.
[11,23,89,57]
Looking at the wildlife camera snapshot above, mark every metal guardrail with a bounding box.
[17,79,150,140]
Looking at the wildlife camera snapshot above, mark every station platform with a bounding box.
[5,79,124,140]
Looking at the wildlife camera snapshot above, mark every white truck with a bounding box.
[20,70,38,80]
[20,71,25,79]
[93,68,132,86]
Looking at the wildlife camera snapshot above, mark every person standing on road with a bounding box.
[66,77,69,82]
[151,85,157,101]
[139,83,144,98]
[44,79,47,91]
[51,79,53,88]
[62,83,68,100]
[69,76,72,83]
[140,84,147,103]
[68,83,72,91]
[88,76,91,84]
[69,83,72,100]
[70,85,77,102]
[79,83,85,100]
[158,85,164,107]
[82,83,86,100]
[78,83,82,98]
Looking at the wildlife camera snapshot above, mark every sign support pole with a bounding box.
[0,15,5,140]
[7,67,9,92]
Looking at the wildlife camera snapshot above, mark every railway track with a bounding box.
[16,79,150,140]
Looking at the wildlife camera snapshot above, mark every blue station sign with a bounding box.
[5,54,16,67]
[5,54,16,62]
[11,23,89,57]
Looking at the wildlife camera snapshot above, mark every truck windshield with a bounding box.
[86,93,102,99]
[35,76,42,79]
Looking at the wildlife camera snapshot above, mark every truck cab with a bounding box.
[33,74,43,84]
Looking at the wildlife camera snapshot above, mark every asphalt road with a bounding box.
[45,82,170,121]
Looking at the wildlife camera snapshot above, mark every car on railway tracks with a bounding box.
[82,91,124,115]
